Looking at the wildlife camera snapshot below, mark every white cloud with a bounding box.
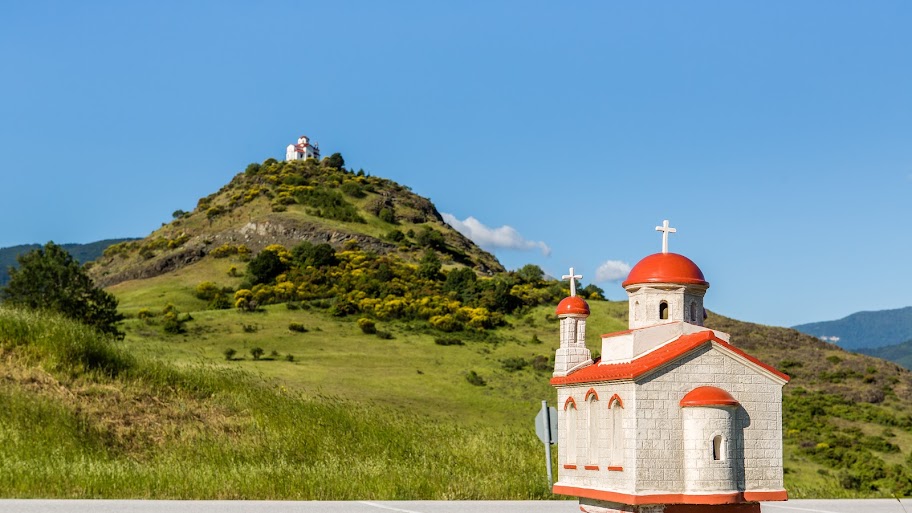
[595,260,632,282]
[441,213,551,256]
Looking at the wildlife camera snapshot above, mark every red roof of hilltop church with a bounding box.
[550,330,790,385]
[622,252,709,288]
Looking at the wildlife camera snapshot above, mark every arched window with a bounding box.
[634,301,640,320]
[659,301,669,320]
[690,302,696,321]
[588,395,599,465]
[712,435,724,461]
[566,400,578,464]
[609,396,624,465]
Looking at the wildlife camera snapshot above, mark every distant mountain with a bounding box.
[792,306,912,350]
[0,239,138,287]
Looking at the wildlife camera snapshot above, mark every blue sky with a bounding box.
[2,1,910,328]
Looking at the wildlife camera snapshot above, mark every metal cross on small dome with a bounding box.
[562,267,583,297]
[656,219,677,254]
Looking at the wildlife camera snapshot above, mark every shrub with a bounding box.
[385,229,406,243]
[434,337,464,346]
[223,348,237,361]
[288,323,308,333]
[137,308,154,321]
[465,370,486,387]
[211,244,239,258]
[242,324,257,333]
[358,318,377,334]
[531,355,550,371]
[376,331,393,340]
[195,281,221,300]
[531,334,542,344]
[285,354,295,362]
[379,207,395,223]
[341,181,365,198]
[429,314,463,332]
[501,357,528,372]
[250,347,264,360]
[209,294,232,310]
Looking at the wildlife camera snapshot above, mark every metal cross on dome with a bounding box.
[656,219,676,254]
[562,267,582,297]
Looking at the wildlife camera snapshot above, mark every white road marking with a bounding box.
[359,502,428,513]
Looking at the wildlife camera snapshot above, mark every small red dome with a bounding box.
[556,296,590,316]
[680,386,739,407]
[622,252,709,288]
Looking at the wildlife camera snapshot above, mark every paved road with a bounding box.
[0,500,911,513]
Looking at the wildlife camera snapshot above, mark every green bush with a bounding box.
[434,337,464,346]
[223,348,237,361]
[250,347,264,360]
[376,331,393,340]
[531,355,550,371]
[501,357,528,372]
[358,318,377,334]
[465,370,486,387]
[288,323,308,333]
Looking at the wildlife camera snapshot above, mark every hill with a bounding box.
[858,339,912,370]
[793,306,912,350]
[87,157,503,289]
[0,239,136,287]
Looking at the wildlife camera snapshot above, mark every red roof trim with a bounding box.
[608,393,624,408]
[585,388,598,401]
[551,331,789,386]
[564,396,577,410]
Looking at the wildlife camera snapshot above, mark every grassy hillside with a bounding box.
[793,306,912,350]
[109,254,912,498]
[0,306,550,499]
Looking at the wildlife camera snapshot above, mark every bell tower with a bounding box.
[553,267,592,377]
[622,220,709,330]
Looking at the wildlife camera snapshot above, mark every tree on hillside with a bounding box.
[247,248,288,285]
[321,153,345,170]
[2,242,124,339]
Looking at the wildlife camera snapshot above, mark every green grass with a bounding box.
[0,306,555,498]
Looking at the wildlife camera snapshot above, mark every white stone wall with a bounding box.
[633,346,784,494]
[555,382,637,494]
[682,405,736,492]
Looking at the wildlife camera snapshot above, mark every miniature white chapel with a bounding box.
[551,221,789,513]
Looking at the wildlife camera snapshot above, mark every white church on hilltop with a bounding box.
[551,221,789,513]
[286,135,320,161]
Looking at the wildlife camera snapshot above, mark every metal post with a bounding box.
[542,400,553,489]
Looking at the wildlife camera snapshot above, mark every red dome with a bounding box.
[680,386,739,407]
[622,252,709,288]
[556,296,590,316]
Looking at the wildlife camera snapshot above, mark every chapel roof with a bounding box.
[680,386,740,407]
[622,252,709,288]
[556,295,590,316]
[549,330,789,385]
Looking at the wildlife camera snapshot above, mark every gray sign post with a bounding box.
[534,400,558,488]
